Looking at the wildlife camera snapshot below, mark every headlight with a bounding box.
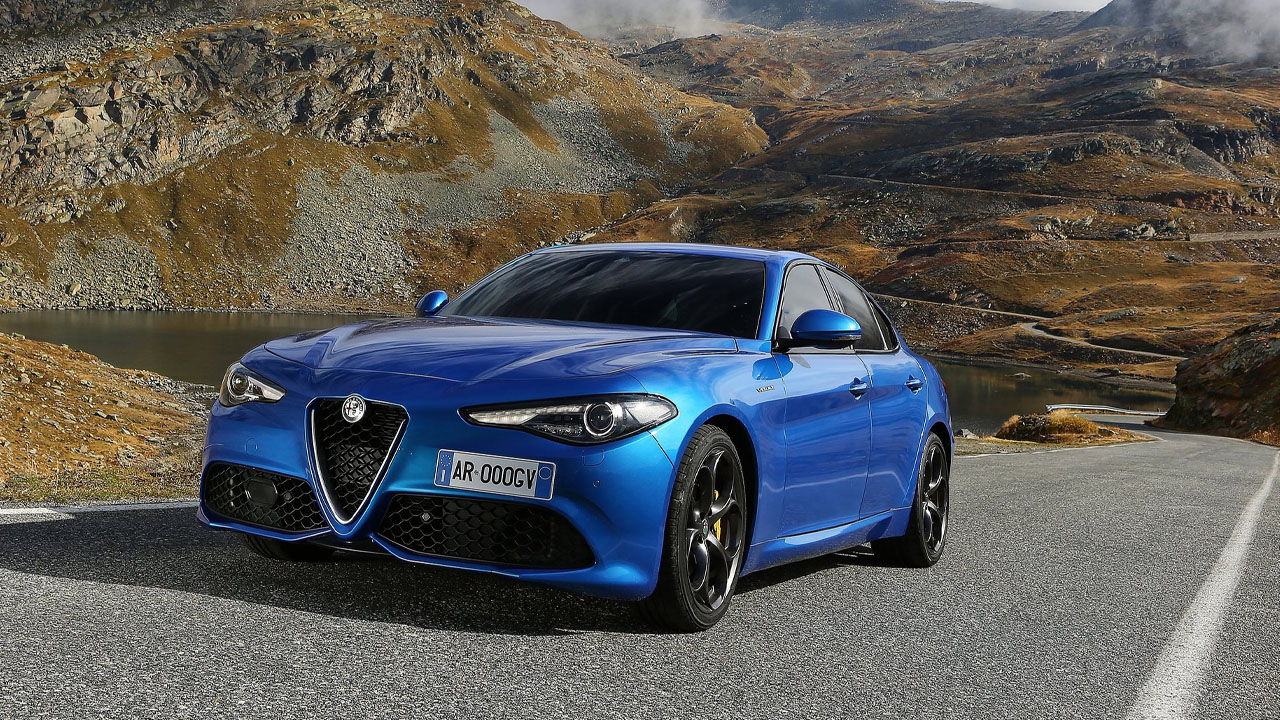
[461,394,677,445]
[218,362,285,407]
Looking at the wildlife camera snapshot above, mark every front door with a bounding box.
[819,268,930,518]
[775,263,873,536]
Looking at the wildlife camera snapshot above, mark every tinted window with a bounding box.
[441,251,766,338]
[821,269,890,351]
[870,302,898,350]
[776,264,836,340]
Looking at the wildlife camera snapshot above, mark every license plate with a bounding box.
[434,450,555,500]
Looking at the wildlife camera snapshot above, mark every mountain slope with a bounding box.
[0,0,767,311]
[612,0,1280,380]
[722,0,1086,50]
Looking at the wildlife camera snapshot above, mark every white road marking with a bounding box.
[0,508,62,516]
[1126,452,1280,720]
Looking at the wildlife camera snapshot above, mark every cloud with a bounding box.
[519,0,721,37]
[1136,0,1280,61]
[940,0,1109,9]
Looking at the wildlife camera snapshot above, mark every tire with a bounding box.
[240,533,335,562]
[640,425,749,632]
[872,433,950,567]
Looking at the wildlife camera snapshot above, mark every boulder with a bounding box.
[1156,316,1280,444]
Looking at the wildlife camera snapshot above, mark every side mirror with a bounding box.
[416,290,448,317]
[789,309,862,348]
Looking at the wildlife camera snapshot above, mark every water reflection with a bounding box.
[931,358,1172,434]
[0,311,1172,434]
[0,310,386,386]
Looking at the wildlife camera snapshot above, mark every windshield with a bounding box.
[441,250,766,338]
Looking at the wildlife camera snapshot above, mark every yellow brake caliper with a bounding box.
[714,489,723,541]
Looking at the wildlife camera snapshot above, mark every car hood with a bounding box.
[263,316,739,382]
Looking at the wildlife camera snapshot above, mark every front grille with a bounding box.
[377,495,594,570]
[202,463,327,533]
[311,398,407,522]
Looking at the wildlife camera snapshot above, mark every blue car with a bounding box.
[200,243,952,630]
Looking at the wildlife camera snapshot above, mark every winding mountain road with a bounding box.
[0,418,1275,719]
[1017,322,1188,361]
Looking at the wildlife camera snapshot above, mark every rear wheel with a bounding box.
[872,433,949,567]
[240,533,335,562]
[641,426,749,632]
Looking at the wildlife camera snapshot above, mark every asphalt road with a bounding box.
[1,418,1276,719]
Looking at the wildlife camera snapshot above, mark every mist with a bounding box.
[1171,0,1280,61]
[945,0,1108,9]
[1095,0,1280,61]
[519,0,722,37]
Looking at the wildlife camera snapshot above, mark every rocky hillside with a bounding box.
[723,0,1085,49]
[2,0,199,37]
[0,331,208,500]
[603,0,1280,381]
[1156,316,1280,445]
[0,0,766,312]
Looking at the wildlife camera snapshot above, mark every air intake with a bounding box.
[202,463,327,533]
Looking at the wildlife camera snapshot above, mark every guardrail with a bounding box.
[1045,404,1166,417]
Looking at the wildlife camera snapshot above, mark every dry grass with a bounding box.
[0,332,207,502]
[1251,429,1280,447]
[1,466,199,504]
[994,411,1142,445]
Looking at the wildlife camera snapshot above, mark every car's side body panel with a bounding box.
[859,351,928,517]
[773,351,872,536]
[625,344,789,568]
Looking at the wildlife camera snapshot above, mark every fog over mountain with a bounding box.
[962,0,1107,9]
[1082,0,1280,61]
[520,0,722,36]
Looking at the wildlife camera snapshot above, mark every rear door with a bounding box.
[821,269,929,518]
[774,264,873,536]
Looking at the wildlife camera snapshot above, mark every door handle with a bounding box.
[905,376,924,393]
[849,379,870,397]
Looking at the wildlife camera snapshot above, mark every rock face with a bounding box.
[1157,316,1280,444]
[0,0,198,36]
[0,0,767,312]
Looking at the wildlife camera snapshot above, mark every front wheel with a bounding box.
[240,533,335,562]
[871,433,950,567]
[640,426,749,631]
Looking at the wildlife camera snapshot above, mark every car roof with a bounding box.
[535,242,816,265]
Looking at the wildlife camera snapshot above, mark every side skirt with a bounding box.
[740,507,911,576]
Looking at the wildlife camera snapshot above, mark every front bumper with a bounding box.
[199,363,677,602]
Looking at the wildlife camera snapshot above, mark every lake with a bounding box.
[0,310,1173,435]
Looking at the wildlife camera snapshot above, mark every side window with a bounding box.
[870,301,899,350]
[776,264,836,340]
[821,269,889,351]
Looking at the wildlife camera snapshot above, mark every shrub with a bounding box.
[995,411,1105,443]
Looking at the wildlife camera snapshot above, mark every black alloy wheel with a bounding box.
[641,425,748,631]
[871,432,950,567]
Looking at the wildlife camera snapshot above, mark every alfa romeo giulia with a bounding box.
[199,243,952,630]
